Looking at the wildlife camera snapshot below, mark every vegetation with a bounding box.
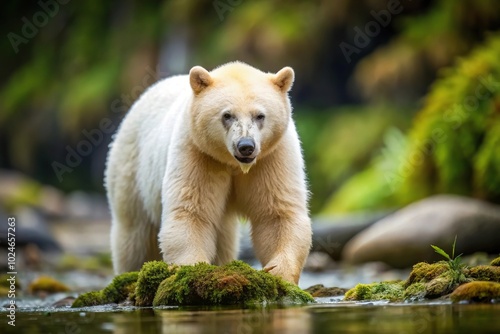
[2,1,500,213]
[325,34,500,213]
[72,271,138,308]
[72,260,313,308]
[28,276,70,295]
[344,242,500,303]
[450,281,500,303]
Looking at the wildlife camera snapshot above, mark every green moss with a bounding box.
[101,272,139,303]
[135,261,177,306]
[405,262,449,286]
[72,271,139,308]
[490,257,500,267]
[344,281,405,302]
[424,277,455,298]
[153,261,314,306]
[72,261,313,308]
[403,282,426,301]
[28,276,70,294]
[450,281,500,303]
[72,291,104,308]
[466,265,500,282]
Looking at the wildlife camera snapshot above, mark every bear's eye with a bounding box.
[256,114,265,121]
[222,113,232,121]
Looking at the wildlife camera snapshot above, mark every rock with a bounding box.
[465,265,500,282]
[72,271,138,308]
[491,257,500,267]
[153,261,313,307]
[343,196,500,268]
[304,284,348,297]
[0,208,61,252]
[239,211,390,262]
[51,296,76,308]
[311,211,390,260]
[344,281,405,302]
[450,281,500,303]
[28,276,70,295]
[304,252,335,272]
[73,260,314,308]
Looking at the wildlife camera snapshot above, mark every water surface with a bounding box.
[2,298,499,334]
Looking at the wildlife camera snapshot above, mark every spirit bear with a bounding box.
[105,62,312,284]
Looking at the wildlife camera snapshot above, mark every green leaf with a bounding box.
[451,235,457,259]
[431,245,451,261]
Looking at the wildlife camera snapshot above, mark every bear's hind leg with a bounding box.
[111,218,161,274]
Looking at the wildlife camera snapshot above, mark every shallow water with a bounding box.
[2,298,500,334]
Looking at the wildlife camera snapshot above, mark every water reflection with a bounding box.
[4,302,500,334]
[108,303,500,334]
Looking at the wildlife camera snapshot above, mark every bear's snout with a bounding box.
[236,138,255,157]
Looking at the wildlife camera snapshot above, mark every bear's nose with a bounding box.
[237,138,255,157]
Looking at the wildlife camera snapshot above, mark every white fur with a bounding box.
[105,62,312,284]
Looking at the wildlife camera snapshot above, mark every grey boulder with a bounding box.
[342,195,500,268]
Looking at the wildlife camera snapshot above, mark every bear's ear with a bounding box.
[189,66,213,94]
[271,67,295,93]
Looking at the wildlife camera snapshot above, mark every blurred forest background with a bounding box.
[1,0,500,216]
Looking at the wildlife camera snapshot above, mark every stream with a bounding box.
[2,297,499,334]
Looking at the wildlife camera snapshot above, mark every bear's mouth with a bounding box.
[235,156,255,164]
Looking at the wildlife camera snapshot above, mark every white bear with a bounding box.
[105,62,311,284]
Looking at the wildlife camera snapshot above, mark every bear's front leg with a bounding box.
[238,144,312,284]
[158,149,231,265]
[251,211,312,284]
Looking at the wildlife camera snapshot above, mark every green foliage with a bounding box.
[344,257,500,302]
[325,34,500,213]
[101,272,139,303]
[135,261,177,307]
[431,236,465,276]
[153,261,313,306]
[344,281,405,302]
[72,271,139,308]
[490,257,500,267]
[295,105,411,212]
[73,260,313,308]
[72,291,104,308]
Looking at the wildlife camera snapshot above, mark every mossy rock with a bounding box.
[73,260,313,308]
[135,261,178,306]
[404,261,465,299]
[72,291,104,308]
[466,265,500,282]
[344,260,469,302]
[490,257,500,267]
[344,281,405,302]
[404,261,450,287]
[153,261,313,306]
[72,271,138,308]
[28,276,70,294]
[304,284,348,297]
[450,281,500,303]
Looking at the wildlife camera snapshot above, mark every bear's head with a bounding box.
[189,62,294,173]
